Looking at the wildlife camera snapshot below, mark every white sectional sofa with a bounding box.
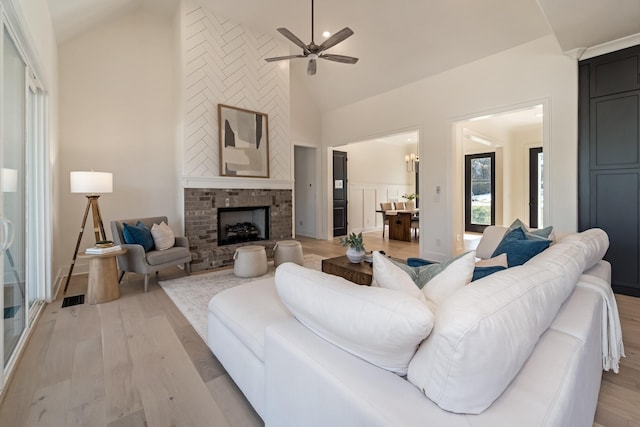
[207,227,623,426]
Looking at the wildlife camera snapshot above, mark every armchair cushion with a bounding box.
[123,221,155,252]
[146,246,191,266]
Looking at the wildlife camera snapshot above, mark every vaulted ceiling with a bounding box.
[47,0,640,112]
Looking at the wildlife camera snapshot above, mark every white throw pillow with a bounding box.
[475,253,508,268]
[275,263,435,375]
[421,251,476,308]
[150,221,175,250]
[371,251,427,303]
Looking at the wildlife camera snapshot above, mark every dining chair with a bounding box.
[411,213,419,239]
[394,201,406,210]
[380,202,393,237]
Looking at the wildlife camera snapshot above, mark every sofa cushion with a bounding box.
[208,278,291,361]
[275,263,434,375]
[123,221,155,252]
[150,221,175,250]
[492,227,551,267]
[407,236,589,414]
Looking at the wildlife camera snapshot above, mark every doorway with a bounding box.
[529,147,543,228]
[333,150,348,237]
[294,146,318,238]
[452,102,545,253]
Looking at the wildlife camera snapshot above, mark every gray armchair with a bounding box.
[110,216,192,292]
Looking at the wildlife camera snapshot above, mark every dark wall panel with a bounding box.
[592,93,640,167]
[593,172,640,287]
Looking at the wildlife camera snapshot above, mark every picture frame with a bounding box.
[218,104,270,178]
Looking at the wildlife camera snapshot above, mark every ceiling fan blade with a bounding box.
[265,54,306,62]
[320,54,359,64]
[277,28,310,54]
[318,27,354,52]
[307,59,317,76]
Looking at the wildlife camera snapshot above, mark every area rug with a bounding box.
[159,254,324,342]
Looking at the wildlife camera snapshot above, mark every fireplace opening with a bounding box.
[218,206,270,246]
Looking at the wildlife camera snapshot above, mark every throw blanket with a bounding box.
[577,274,625,373]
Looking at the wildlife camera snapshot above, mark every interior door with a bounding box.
[333,150,348,237]
[465,152,495,233]
[529,147,543,228]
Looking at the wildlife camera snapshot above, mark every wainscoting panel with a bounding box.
[181,1,290,181]
[348,182,411,233]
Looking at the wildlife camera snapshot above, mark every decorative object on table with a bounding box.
[339,231,365,263]
[264,0,359,76]
[85,244,122,255]
[402,192,419,210]
[218,104,269,178]
[64,170,113,294]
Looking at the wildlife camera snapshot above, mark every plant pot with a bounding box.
[346,247,365,263]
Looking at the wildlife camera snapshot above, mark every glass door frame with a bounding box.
[464,152,496,233]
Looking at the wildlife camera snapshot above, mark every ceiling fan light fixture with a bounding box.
[264,0,358,75]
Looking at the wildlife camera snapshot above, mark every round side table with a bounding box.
[78,248,127,304]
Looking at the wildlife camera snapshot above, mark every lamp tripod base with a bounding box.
[63,196,107,294]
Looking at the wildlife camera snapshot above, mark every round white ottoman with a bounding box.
[274,240,304,267]
[233,245,268,278]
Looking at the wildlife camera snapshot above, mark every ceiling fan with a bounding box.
[264,0,359,75]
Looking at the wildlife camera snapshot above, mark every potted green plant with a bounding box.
[339,232,366,263]
[402,193,419,210]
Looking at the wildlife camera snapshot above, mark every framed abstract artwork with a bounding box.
[218,104,270,178]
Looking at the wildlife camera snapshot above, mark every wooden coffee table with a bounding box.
[321,255,404,286]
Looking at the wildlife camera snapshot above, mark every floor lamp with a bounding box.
[63,171,113,294]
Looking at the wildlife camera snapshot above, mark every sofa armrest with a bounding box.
[175,236,189,248]
[264,318,467,427]
[116,243,148,273]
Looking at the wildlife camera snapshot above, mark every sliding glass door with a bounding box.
[0,12,48,391]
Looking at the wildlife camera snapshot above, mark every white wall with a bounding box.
[57,9,176,277]
[321,35,577,260]
[294,146,317,237]
[505,126,542,225]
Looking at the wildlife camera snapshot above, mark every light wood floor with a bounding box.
[0,232,638,426]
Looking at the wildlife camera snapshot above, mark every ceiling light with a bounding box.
[469,114,494,122]
[469,135,493,146]
[322,31,331,38]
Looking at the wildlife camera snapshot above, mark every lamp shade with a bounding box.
[70,171,113,194]
[2,168,18,193]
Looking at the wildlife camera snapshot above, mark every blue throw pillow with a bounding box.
[407,257,437,267]
[492,227,550,267]
[472,266,507,281]
[122,221,155,252]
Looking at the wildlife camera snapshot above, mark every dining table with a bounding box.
[378,208,419,242]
